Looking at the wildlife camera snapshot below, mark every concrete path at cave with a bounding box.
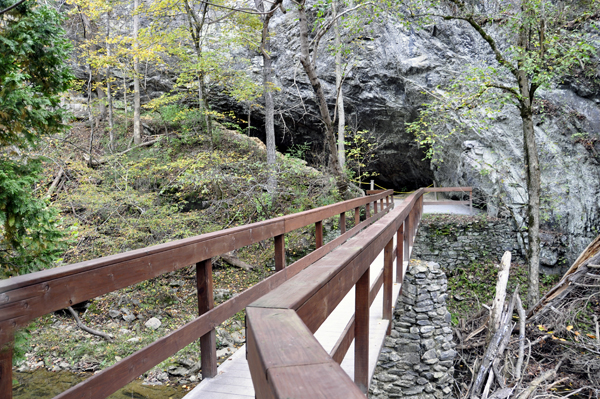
[395,192,479,215]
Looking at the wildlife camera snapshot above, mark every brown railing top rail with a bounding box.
[246,188,427,398]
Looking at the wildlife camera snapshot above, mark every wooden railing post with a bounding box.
[408,208,414,253]
[383,238,393,334]
[315,221,323,248]
[386,195,390,207]
[396,222,404,285]
[274,234,285,271]
[197,259,217,379]
[374,200,378,214]
[0,338,12,399]
[354,207,360,225]
[405,211,411,261]
[469,190,473,215]
[365,202,370,219]
[380,198,384,211]
[339,212,346,234]
[355,266,370,393]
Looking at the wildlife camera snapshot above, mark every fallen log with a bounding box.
[220,252,255,271]
[83,139,159,166]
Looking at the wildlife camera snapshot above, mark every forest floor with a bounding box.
[11,113,344,397]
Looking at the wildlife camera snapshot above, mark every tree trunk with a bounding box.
[123,74,128,145]
[297,2,347,195]
[521,100,541,306]
[87,65,95,167]
[132,0,142,145]
[96,86,106,124]
[255,0,280,194]
[106,10,114,152]
[333,0,345,169]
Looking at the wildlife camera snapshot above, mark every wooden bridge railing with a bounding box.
[246,187,472,398]
[0,189,395,399]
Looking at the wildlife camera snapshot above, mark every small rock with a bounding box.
[178,358,195,368]
[422,349,438,361]
[145,317,161,330]
[123,314,137,323]
[108,310,121,318]
[127,337,142,343]
[168,366,188,376]
[453,294,465,301]
[231,331,245,344]
[169,280,184,287]
[157,372,169,381]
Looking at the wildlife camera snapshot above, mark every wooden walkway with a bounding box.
[185,238,410,399]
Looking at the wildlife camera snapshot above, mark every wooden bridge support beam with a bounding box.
[383,238,393,335]
[197,259,217,379]
[355,266,370,394]
[274,234,286,271]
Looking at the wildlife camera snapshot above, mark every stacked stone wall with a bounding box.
[370,261,456,399]
[411,215,524,271]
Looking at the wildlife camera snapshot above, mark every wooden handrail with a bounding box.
[0,190,394,399]
[247,188,468,397]
[246,189,426,398]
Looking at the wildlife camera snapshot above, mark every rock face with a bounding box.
[215,7,600,264]
[370,261,456,399]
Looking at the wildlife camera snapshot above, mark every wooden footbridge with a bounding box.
[0,187,472,399]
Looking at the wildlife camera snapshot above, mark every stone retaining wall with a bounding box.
[411,215,524,271]
[370,261,456,399]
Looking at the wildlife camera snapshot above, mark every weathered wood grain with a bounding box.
[197,259,217,379]
[355,267,370,393]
